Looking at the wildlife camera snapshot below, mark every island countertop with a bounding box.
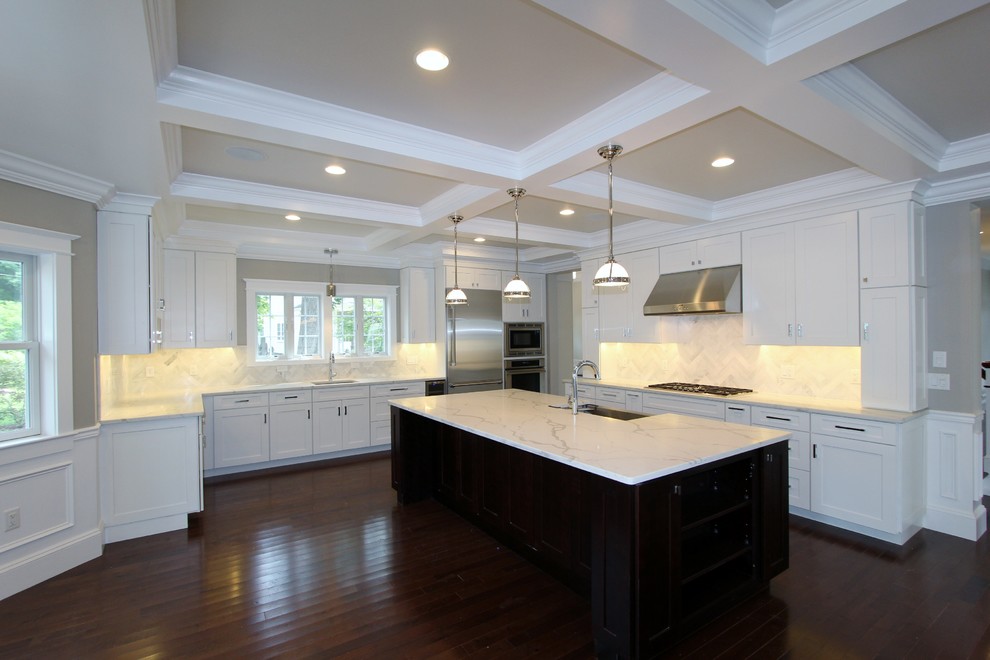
[390,389,790,485]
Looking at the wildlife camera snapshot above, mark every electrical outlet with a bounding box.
[927,373,951,390]
[4,508,20,531]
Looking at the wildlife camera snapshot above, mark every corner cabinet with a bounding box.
[99,415,202,543]
[742,212,859,346]
[400,267,435,343]
[97,209,163,355]
[162,248,237,348]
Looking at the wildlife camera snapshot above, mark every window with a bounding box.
[332,294,387,357]
[247,280,328,364]
[0,252,38,439]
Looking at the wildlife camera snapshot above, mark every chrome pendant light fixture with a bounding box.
[445,214,468,305]
[593,144,630,287]
[503,187,531,300]
[324,248,338,297]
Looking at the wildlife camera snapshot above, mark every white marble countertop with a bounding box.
[391,389,790,485]
[101,375,444,423]
[579,377,924,423]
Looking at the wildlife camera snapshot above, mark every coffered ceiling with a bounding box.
[2,0,990,268]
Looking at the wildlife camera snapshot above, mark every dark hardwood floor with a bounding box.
[0,457,988,659]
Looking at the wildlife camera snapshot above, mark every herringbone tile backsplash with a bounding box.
[599,315,861,403]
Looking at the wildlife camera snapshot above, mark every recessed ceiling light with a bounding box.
[324,165,346,175]
[285,214,301,221]
[712,157,735,168]
[474,237,486,243]
[225,146,267,161]
[416,49,449,71]
[559,208,575,216]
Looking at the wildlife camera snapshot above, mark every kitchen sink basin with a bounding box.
[580,406,648,421]
[311,379,359,385]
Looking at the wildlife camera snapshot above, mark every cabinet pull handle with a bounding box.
[673,484,681,495]
[812,444,817,458]
[728,406,743,411]
[766,415,791,422]
[390,387,406,392]
[307,410,311,419]
[229,330,233,341]
[338,407,341,416]
[344,406,348,415]
[787,323,793,337]
[235,399,250,403]
[766,454,773,463]
[796,323,803,338]
[285,395,298,399]
[863,322,870,341]
[835,424,866,432]
[263,413,267,424]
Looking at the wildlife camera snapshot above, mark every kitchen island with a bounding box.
[390,389,791,659]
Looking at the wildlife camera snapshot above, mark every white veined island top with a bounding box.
[391,389,791,485]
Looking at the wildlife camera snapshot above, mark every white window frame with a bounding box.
[245,279,330,367]
[0,221,75,443]
[331,284,396,361]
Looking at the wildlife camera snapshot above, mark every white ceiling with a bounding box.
[2,0,990,268]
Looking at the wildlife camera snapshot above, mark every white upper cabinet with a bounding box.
[98,210,158,355]
[162,249,196,349]
[162,249,236,349]
[659,233,741,274]
[743,212,859,346]
[595,249,662,343]
[400,266,435,343]
[195,251,237,348]
[445,265,500,290]
[859,202,926,288]
[501,271,546,322]
[580,257,603,308]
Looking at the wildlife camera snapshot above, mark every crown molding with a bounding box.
[942,133,990,173]
[551,171,713,220]
[418,183,500,224]
[158,66,520,179]
[160,123,182,183]
[462,216,599,250]
[0,149,116,207]
[804,64,945,170]
[925,171,990,207]
[171,172,422,226]
[143,0,177,86]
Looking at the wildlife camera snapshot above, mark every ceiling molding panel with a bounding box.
[942,134,990,173]
[552,171,714,221]
[0,149,116,207]
[925,171,990,206]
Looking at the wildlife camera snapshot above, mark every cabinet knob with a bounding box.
[863,277,868,282]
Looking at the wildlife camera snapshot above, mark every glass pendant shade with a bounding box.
[593,258,629,286]
[446,214,468,306]
[504,187,531,301]
[445,286,467,305]
[593,144,629,288]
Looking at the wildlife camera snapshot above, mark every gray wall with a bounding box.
[236,258,399,346]
[0,180,98,428]
[927,201,981,414]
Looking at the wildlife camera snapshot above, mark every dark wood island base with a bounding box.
[391,407,789,659]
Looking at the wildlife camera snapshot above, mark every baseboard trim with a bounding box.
[924,502,988,541]
[0,528,102,601]
[103,513,189,544]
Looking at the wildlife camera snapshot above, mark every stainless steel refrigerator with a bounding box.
[446,289,504,394]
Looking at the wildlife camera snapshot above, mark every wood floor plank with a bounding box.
[0,457,986,659]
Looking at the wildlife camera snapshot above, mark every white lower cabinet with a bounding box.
[99,415,202,542]
[643,392,725,419]
[212,393,270,468]
[313,387,371,453]
[750,406,811,511]
[595,387,626,409]
[371,381,426,446]
[269,390,313,459]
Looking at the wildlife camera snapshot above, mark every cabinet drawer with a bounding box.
[313,386,370,402]
[624,391,644,412]
[270,389,312,405]
[724,403,751,425]
[811,414,895,445]
[786,430,811,471]
[643,394,724,419]
[213,392,270,410]
[752,406,809,431]
[596,387,625,405]
[788,468,810,510]
[371,382,426,398]
[370,420,391,446]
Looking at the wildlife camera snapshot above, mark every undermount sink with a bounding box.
[311,379,359,385]
[580,406,648,421]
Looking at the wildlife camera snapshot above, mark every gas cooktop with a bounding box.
[647,382,753,396]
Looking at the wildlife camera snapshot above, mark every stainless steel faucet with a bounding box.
[329,353,336,381]
[572,360,600,414]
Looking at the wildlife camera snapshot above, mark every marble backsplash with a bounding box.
[598,315,862,403]
[99,343,441,410]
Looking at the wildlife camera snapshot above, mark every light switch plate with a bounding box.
[927,373,950,390]
[932,351,947,368]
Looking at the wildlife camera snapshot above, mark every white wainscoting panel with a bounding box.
[925,411,987,541]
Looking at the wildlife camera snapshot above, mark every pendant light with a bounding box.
[503,187,531,300]
[324,248,338,297]
[445,214,468,305]
[593,144,629,287]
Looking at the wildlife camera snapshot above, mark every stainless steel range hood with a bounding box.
[643,264,742,315]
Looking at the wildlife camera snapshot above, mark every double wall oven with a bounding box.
[504,323,546,393]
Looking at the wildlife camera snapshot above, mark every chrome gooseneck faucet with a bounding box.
[572,360,601,414]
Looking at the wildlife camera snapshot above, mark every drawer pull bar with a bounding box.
[766,415,791,422]
[390,387,407,392]
[835,425,866,432]
[235,399,250,404]
[284,395,298,399]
